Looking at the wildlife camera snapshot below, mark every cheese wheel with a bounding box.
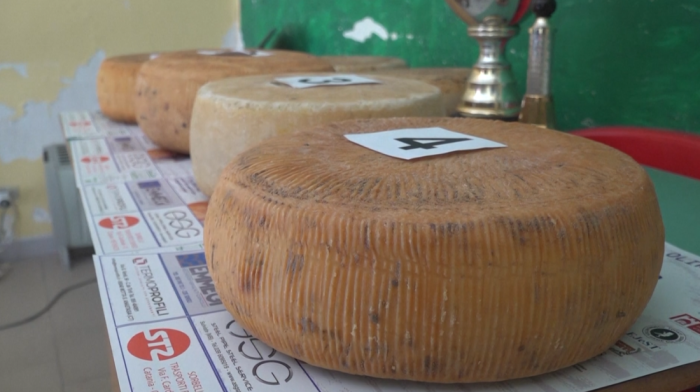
[97,53,155,123]
[134,50,334,153]
[369,68,469,115]
[205,117,664,382]
[322,55,408,72]
[190,73,445,196]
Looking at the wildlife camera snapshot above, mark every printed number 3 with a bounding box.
[395,137,471,150]
[299,77,352,85]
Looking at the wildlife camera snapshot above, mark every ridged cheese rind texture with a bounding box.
[368,68,470,115]
[322,55,408,72]
[190,73,445,196]
[97,53,153,123]
[205,117,665,383]
[134,50,334,153]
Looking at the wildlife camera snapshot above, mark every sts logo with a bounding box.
[80,155,109,164]
[127,328,190,361]
[99,215,140,229]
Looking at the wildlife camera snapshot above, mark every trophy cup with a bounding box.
[445,0,532,120]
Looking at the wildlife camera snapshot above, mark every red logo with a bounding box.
[69,120,91,127]
[132,257,148,265]
[80,155,109,164]
[127,329,190,361]
[670,314,700,336]
[99,215,139,229]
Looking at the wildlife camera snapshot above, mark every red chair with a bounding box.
[573,127,700,392]
[570,126,700,181]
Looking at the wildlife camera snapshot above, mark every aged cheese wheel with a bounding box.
[134,50,334,153]
[369,68,469,115]
[190,73,445,196]
[97,53,155,123]
[322,55,408,72]
[205,117,664,382]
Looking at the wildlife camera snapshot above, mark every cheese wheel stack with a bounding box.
[205,117,664,382]
[97,53,156,123]
[134,50,334,153]
[369,68,470,115]
[322,55,407,72]
[190,73,445,196]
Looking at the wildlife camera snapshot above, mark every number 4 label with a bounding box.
[344,127,506,160]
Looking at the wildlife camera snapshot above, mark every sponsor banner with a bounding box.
[192,312,319,392]
[142,207,203,247]
[117,319,224,392]
[160,252,225,316]
[98,255,185,325]
[61,111,137,140]
[82,183,139,216]
[95,245,700,392]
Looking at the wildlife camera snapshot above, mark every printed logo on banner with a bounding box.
[625,331,662,351]
[164,210,201,239]
[133,257,148,265]
[609,339,642,357]
[643,326,686,343]
[175,253,221,307]
[670,314,700,336]
[99,215,140,229]
[81,155,110,164]
[127,328,191,361]
[225,320,295,385]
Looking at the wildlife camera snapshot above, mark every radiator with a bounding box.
[43,144,93,268]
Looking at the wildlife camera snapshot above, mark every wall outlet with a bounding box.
[0,187,19,207]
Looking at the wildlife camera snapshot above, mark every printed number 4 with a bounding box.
[395,137,471,150]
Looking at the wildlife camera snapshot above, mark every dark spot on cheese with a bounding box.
[139,115,147,120]
[616,311,626,318]
[424,356,439,373]
[286,253,305,274]
[181,122,187,128]
[151,89,157,95]
[390,279,399,287]
[300,317,318,333]
[369,312,380,324]
[164,102,169,111]
[518,345,526,352]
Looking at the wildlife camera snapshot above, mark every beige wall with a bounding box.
[0,0,240,239]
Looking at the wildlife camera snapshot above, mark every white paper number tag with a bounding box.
[344,127,506,160]
[274,74,380,89]
[197,49,272,57]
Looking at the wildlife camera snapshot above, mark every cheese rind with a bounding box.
[205,117,665,382]
[190,73,444,196]
[134,50,334,153]
[97,53,154,123]
[368,68,470,115]
[322,55,408,72]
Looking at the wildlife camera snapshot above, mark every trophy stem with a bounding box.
[457,17,520,120]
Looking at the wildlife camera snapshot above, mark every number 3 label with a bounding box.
[344,127,506,160]
[274,74,380,89]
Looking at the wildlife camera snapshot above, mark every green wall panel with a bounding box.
[242,0,700,133]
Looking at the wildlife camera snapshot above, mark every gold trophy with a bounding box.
[446,0,532,120]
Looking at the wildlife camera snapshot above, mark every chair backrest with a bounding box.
[571,126,700,181]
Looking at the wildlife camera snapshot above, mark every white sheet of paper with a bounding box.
[274,74,380,89]
[344,127,506,160]
[196,49,271,57]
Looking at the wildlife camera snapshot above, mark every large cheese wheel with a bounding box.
[369,68,469,115]
[205,117,664,383]
[190,73,445,196]
[134,50,334,153]
[322,55,408,72]
[97,53,155,123]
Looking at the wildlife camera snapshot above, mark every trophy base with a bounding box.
[519,95,556,129]
[456,18,521,122]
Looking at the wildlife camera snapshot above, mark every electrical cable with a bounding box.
[0,278,97,331]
